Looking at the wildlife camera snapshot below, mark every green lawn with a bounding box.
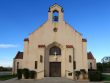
[0,75,17,81]
[102,75,110,81]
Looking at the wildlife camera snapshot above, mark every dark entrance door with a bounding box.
[49,62,61,77]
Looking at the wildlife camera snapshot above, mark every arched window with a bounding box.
[53,10,59,22]
[49,46,61,55]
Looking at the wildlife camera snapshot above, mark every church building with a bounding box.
[13,4,96,79]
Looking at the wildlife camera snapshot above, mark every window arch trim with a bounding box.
[53,10,59,22]
[49,46,61,55]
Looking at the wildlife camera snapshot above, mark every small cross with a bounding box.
[54,51,57,60]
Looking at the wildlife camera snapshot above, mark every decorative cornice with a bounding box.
[82,39,87,42]
[38,45,45,48]
[66,45,73,48]
[24,38,29,41]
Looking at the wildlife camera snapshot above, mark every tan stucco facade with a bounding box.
[88,59,97,69]
[13,4,90,80]
[13,59,22,74]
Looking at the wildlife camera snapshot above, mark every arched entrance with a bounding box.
[44,42,62,77]
[49,46,61,77]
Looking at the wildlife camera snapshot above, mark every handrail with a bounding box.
[65,70,73,73]
[37,70,44,73]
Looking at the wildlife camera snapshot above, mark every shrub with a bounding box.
[97,63,103,72]
[88,69,97,71]
[22,68,30,79]
[88,70,101,81]
[30,71,36,79]
[74,71,81,80]
[102,75,110,81]
[17,69,22,79]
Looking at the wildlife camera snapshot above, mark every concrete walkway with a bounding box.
[0,77,105,83]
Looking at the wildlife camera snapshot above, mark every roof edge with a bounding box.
[82,39,87,42]
[24,38,29,41]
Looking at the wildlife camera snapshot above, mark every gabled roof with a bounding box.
[87,52,95,59]
[49,3,62,9]
[14,51,23,59]
[48,3,64,12]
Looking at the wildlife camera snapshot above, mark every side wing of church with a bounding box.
[13,4,96,80]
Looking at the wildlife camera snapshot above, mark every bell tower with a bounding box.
[48,4,64,22]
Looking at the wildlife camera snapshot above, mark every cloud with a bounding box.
[0,44,18,48]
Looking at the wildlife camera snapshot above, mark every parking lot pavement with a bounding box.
[0,77,104,83]
[0,72,12,76]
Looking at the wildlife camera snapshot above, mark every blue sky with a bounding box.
[0,0,110,67]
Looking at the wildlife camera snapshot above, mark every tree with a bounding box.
[97,63,103,72]
[101,56,110,73]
